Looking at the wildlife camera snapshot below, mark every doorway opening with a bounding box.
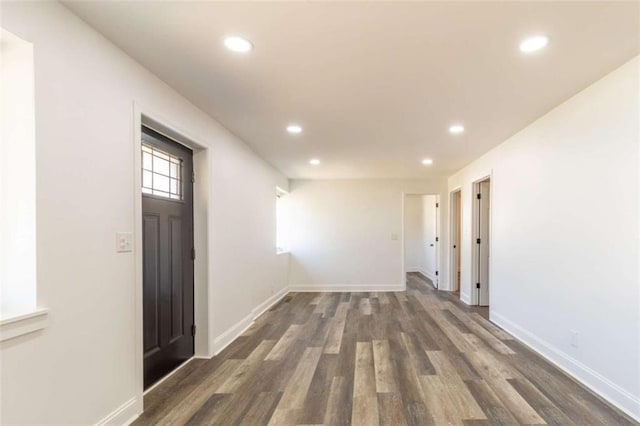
[141,126,195,389]
[449,188,462,297]
[472,177,491,306]
[403,194,439,289]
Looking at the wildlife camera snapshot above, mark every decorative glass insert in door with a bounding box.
[142,144,182,200]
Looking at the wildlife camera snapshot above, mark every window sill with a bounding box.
[0,308,49,342]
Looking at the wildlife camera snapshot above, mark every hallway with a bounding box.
[135,275,634,425]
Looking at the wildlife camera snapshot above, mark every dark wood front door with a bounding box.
[141,126,194,389]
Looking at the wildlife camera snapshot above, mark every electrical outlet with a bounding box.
[570,330,579,348]
[116,232,133,253]
[391,233,398,241]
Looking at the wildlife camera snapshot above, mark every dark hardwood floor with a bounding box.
[134,273,637,425]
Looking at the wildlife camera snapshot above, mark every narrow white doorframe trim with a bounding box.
[132,102,212,419]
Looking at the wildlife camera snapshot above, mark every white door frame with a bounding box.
[132,102,213,415]
[471,175,492,306]
[401,192,441,289]
[449,187,462,294]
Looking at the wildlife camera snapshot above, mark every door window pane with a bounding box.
[141,144,182,200]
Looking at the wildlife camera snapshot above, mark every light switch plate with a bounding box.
[391,233,398,241]
[116,232,133,253]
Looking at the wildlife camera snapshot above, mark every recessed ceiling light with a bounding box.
[422,158,433,165]
[286,124,303,134]
[519,35,549,53]
[449,124,465,134]
[309,158,320,165]
[223,36,253,53]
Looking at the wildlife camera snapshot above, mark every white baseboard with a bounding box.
[460,292,471,305]
[212,312,253,355]
[491,311,640,422]
[423,270,436,282]
[212,288,289,355]
[407,268,436,282]
[96,396,139,426]
[289,284,405,292]
[252,286,289,320]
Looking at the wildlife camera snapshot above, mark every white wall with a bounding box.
[287,179,447,291]
[448,57,640,420]
[0,29,36,317]
[0,2,289,424]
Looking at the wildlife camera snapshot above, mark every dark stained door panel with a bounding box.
[142,126,194,389]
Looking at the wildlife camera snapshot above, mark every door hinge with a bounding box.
[435,237,439,242]
[436,202,439,208]
[476,238,481,244]
[477,193,481,199]
[435,270,439,276]
[191,324,196,336]
[476,283,480,289]
[192,171,196,183]
[191,247,196,260]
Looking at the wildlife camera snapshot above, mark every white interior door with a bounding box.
[422,195,438,287]
[478,180,490,306]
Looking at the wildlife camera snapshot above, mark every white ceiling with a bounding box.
[64,1,639,179]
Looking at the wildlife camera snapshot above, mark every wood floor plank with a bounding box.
[237,392,282,426]
[377,392,409,426]
[158,359,242,424]
[265,324,301,360]
[419,374,463,425]
[427,308,478,353]
[469,312,513,340]
[184,394,229,426]
[444,302,515,355]
[323,302,349,354]
[351,341,379,426]
[138,274,634,426]
[323,376,351,426]
[270,346,323,424]
[465,350,545,424]
[426,351,487,420]
[389,336,433,425]
[216,339,276,393]
[313,294,333,317]
[400,332,436,375]
[138,358,206,422]
[359,297,373,315]
[508,378,575,425]
[464,379,521,425]
[372,339,397,393]
[298,354,338,425]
